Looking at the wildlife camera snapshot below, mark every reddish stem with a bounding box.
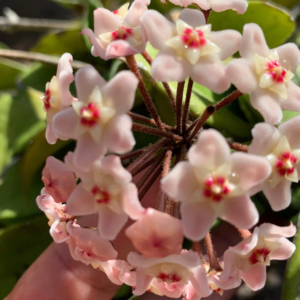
[142,51,176,110]
[136,151,166,189]
[119,147,149,161]
[126,55,163,130]
[182,78,193,133]
[215,90,243,112]
[192,241,205,262]
[128,112,175,132]
[176,81,185,135]
[204,232,223,272]
[228,142,248,153]
[139,165,163,201]
[132,122,183,142]
[186,105,215,143]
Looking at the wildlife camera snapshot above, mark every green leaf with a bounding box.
[281,216,300,300]
[0,216,52,298]
[209,2,295,48]
[0,58,29,91]
[20,130,71,199]
[263,0,299,8]
[113,284,132,300]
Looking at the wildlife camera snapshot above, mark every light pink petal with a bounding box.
[52,108,78,140]
[105,40,146,60]
[123,183,146,219]
[225,58,257,93]
[94,8,121,35]
[178,8,206,28]
[101,155,132,183]
[42,156,76,203]
[133,268,153,295]
[211,0,248,14]
[222,195,259,229]
[189,265,211,297]
[250,90,282,124]
[98,206,128,240]
[81,28,106,59]
[59,70,74,106]
[104,114,135,154]
[240,23,269,59]
[151,51,191,82]
[102,71,138,114]
[66,184,96,215]
[276,43,300,72]
[181,201,216,241]
[46,124,58,145]
[241,264,266,291]
[161,161,199,202]
[125,208,183,258]
[191,56,230,93]
[281,81,300,112]
[75,65,106,101]
[188,129,230,170]
[57,53,73,75]
[141,10,174,50]
[279,113,300,150]
[262,180,291,211]
[231,152,271,191]
[50,220,69,243]
[125,0,148,27]
[64,151,91,180]
[248,123,281,156]
[259,222,296,238]
[66,221,118,261]
[74,133,106,172]
[187,0,210,10]
[209,30,242,60]
[270,238,296,260]
[98,260,123,285]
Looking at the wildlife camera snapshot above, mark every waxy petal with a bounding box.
[46,124,58,145]
[262,180,291,211]
[191,56,230,93]
[241,263,266,291]
[98,206,128,240]
[239,23,269,59]
[161,161,199,202]
[279,114,300,150]
[270,238,296,260]
[188,129,230,170]
[81,28,106,59]
[211,0,248,14]
[151,51,191,82]
[281,81,300,113]
[104,114,135,154]
[94,8,122,36]
[276,43,300,72]
[225,58,258,93]
[105,40,146,60]
[231,152,271,191]
[178,8,206,28]
[123,183,146,219]
[181,201,216,241]
[222,194,259,229]
[141,10,174,50]
[102,71,138,114]
[259,222,296,238]
[125,0,148,27]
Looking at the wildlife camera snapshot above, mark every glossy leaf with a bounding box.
[0,216,52,299]
[209,2,295,48]
[264,0,299,8]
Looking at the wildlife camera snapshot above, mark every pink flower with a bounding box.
[226,23,300,124]
[36,191,74,243]
[40,53,75,144]
[164,0,248,14]
[66,220,118,268]
[66,155,145,240]
[127,250,211,297]
[42,156,77,203]
[221,223,296,291]
[161,129,271,241]
[52,66,137,171]
[125,208,184,258]
[248,117,300,211]
[82,0,148,60]
[141,8,241,92]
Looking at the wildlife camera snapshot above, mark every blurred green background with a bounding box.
[0,0,300,298]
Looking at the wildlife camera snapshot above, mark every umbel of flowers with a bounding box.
[37,0,299,298]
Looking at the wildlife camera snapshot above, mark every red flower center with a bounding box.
[249,247,270,265]
[265,59,286,83]
[181,28,207,49]
[80,102,100,127]
[275,151,297,176]
[111,26,133,41]
[43,89,51,110]
[203,176,230,202]
[91,185,110,204]
[157,272,181,283]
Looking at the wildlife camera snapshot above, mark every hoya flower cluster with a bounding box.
[37,0,299,298]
